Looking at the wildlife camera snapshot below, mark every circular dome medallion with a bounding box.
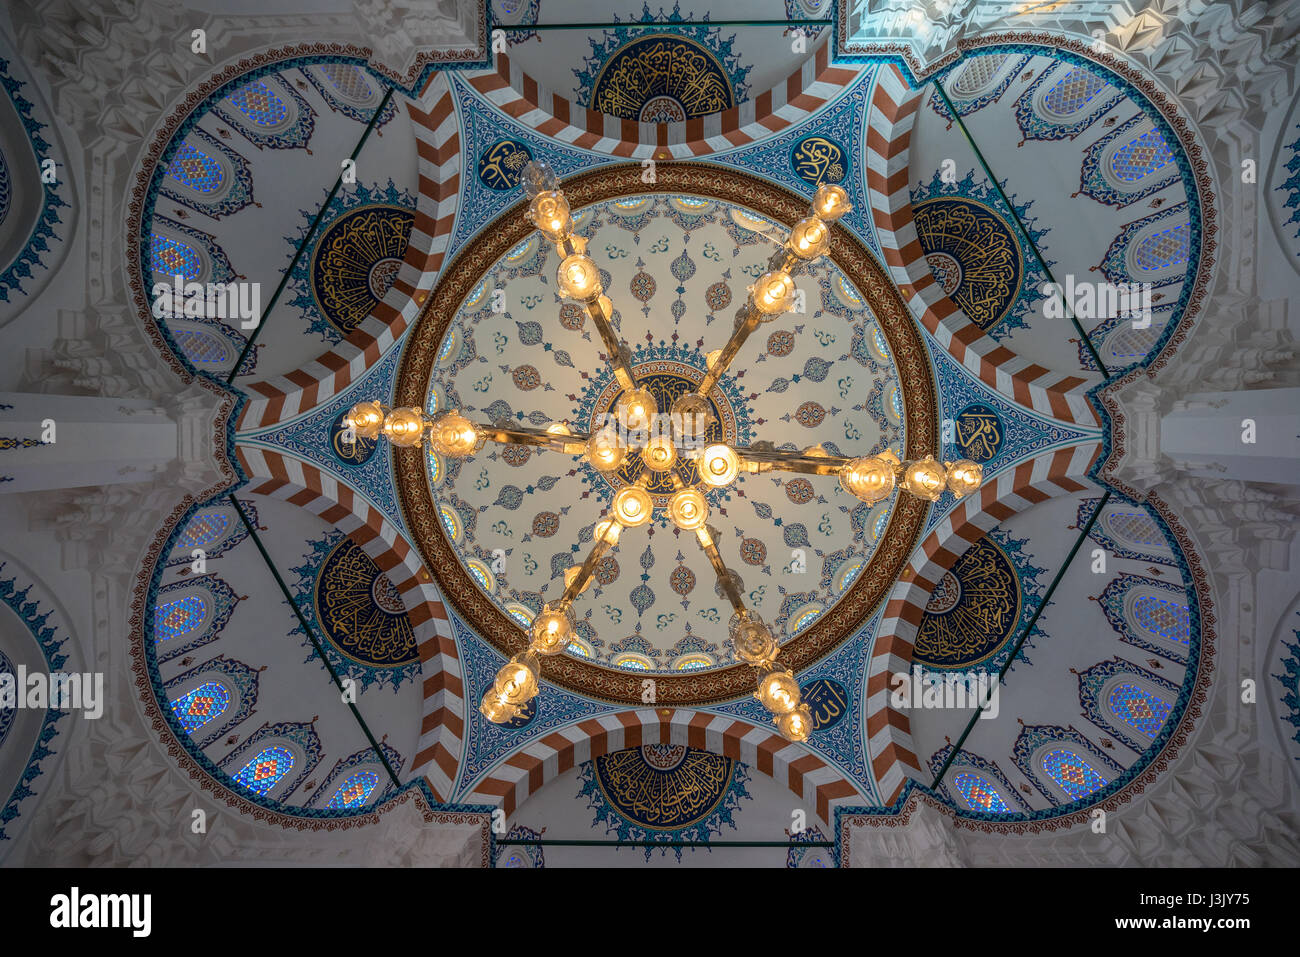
[393,166,936,706]
[311,203,414,337]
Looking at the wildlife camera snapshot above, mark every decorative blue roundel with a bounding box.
[953,403,1004,463]
[800,677,849,731]
[478,139,534,191]
[481,683,537,730]
[330,410,377,466]
[790,135,847,188]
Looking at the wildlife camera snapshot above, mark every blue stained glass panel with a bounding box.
[326,771,380,809]
[230,80,289,127]
[150,235,202,282]
[1041,748,1107,800]
[178,511,231,548]
[1043,68,1106,115]
[1135,224,1190,271]
[169,681,231,734]
[155,595,206,641]
[1110,129,1174,183]
[233,746,295,795]
[168,141,225,194]
[954,772,1010,812]
[1107,682,1171,738]
[1133,595,1190,645]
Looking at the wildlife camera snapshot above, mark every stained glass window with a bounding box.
[616,656,649,670]
[1107,682,1172,738]
[233,746,295,796]
[791,608,822,632]
[178,511,231,548]
[507,608,533,628]
[155,595,206,641]
[1133,595,1190,645]
[566,641,589,657]
[873,511,889,539]
[167,141,225,194]
[169,681,231,734]
[954,772,1011,812]
[174,328,232,365]
[229,80,289,127]
[467,561,491,590]
[676,656,711,670]
[150,234,202,282]
[1109,128,1174,183]
[1041,748,1107,800]
[1105,326,1158,361]
[438,505,459,540]
[326,770,380,809]
[1135,223,1190,271]
[1043,68,1106,116]
[1104,510,1165,548]
[872,327,890,358]
[952,55,1007,96]
[320,64,372,101]
[890,387,903,420]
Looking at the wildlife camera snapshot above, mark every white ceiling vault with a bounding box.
[0,0,1296,869]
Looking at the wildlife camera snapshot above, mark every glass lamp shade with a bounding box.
[751,270,795,316]
[774,703,814,742]
[616,388,657,431]
[479,690,521,724]
[493,651,541,705]
[527,190,571,241]
[530,604,575,655]
[670,393,713,441]
[382,407,427,447]
[612,486,653,527]
[902,455,947,501]
[705,348,723,369]
[839,455,897,503]
[520,160,559,197]
[667,487,709,531]
[586,428,626,472]
[345,400,386,440]
[732,616,777,665]
[788,216,830,260]
[641,435,678,472]
[556,253,602,301]
[755,665,801,715]
[564,565,594,594]
[593,517,623,546]
[945,459,983,498]
[811,183,852,221]
[698,444,740,488]
[427,411,481,457]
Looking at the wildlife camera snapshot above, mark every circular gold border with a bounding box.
[394,164,937,705]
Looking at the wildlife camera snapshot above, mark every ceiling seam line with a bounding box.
[931,75,1113,379]
[928,487,1112,794]
[226,82,397,385]
[229,495,404,792]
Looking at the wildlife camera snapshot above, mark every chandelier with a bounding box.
[347,161,983,741]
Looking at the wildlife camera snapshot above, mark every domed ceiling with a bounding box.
[108,14,1225,857]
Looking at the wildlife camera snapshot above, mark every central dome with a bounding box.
[395,165,937,704]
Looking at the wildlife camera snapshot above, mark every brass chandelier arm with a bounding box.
[582,294,638,392]
[695,526,748,615]
[558,526,619,606]
[734,446,854,476]
[696,303,761,397]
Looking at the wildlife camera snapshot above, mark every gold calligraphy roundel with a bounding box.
[914,537,1020,669]
[911,197,1022,332]
[313,537,418,668]
[591,35,736,121]
[311,204,414,338]
[593,744,736,830]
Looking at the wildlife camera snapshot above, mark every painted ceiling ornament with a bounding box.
[579,744,752,860]
[790,135,847,188]
[478,139,534,191]
[575,4,750,121]
[914,529,1048,675]
[286,179,416,343]
[910,169,1051,339]
[288,530,420,690]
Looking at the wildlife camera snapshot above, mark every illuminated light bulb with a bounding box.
[345,400,386,440]
[593,294,613,321]
[902,455,947,501]
[616,388,657,432]
[564,565,593,594]
[612,485,653,527]
[530,603,575,655]
[755,665,801,715]
[667,487,709,531]
[670,393,713,441]
[382,407,426,447]
[732,616,777,665]
[479,690,521,724]
[593,517,622,545]
[493,651,541,705]
[698,443,740,488]
[556,253,602,301]
[586,428,626,473]
[427,410,481,457]
[641,435,678,472]
[705,349,723,370]
[528,190,571,242]
[546,422,572,436]
[945,459,983,499]
[751,270,795,316]
[787,216,830,260]
[802,444,829,458]
[775,702,814,742]
[839,455,897,503]
[520,160,559,198]
[811,183,852,222]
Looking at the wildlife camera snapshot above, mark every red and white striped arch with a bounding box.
[864,441,1102,803]
[236,444,465,800]
[238,73,462,431]
[466,709,865,825]
[865,65,1099,429]
[465,43,861,159]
